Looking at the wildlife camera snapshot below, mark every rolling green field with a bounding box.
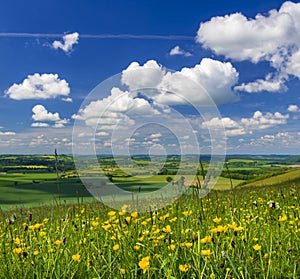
[0,182,299,278]
[0,154,300,278]
[0,154,299,211]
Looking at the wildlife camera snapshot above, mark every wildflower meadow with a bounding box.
[0,183,299,278]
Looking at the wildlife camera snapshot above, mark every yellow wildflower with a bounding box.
[92,221,99,227]
[14,237,21,245]
[134,245,140,251]
[102,224,112,231]
[162,225,172,233]
[72,254,81,262]
[201,249,213,256]
[179,264,189,272]
[200,236,212,244]
[138,256,150,274]
[184,242,193,248]
[168,244,176,251]
[279,215,288,222]
[213,217,222,223]
[108,211,116,217]
[13,248,22,254]
[253,244,262,251]
[153,228,160,234]
[113,244,120,251]
[182,210,193,217]
[54,240,62,245]
[131,212,138,218]
[169,217,178,223]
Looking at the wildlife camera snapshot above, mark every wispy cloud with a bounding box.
[0,32,193,40]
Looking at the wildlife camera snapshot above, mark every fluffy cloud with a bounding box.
[234,75,286,93]
[52,32,79,53]
[202,117,246,137]
[149,133,162,139]
[31,122,49,127]
[122,59,239,106]
[6,73,70,100]
[32,105,69,128]
[62,97,73,102]
[72,87,159,128]
[202,110,289,136]
[288,104,300,112]
[96,131,110,137]
[196,1,300,91]
[0,131,16,136]
[241,110,289,130]
[32,105,60,122]
[169,46,192,57]
[121,60,166,91]
[197,9,295,63]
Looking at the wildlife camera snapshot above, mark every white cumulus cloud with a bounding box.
[202,110,289,136]
[52,32,79,53]
[72,87,159,128]
[6,73,70,100]
[169,46,192,57]
[122,60,166,91]
[196,1,300,63]
[234,74,286,93]
[202,117,246,137]
[241,110,289,130]
[32,105,69,128]
[0,131,16,136]
[122,59,239,106]
[288,104,300,112]
[31,122,49,127]
[196,1,300,92]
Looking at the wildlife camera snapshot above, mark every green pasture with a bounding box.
[241,169,300,187]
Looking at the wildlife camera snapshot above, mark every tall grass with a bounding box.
[0,183,299,278]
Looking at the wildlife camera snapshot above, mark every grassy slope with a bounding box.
[239,169,300,187]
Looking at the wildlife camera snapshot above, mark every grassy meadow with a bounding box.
[0,154,299,278]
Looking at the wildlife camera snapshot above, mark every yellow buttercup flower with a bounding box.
[92,221,99,227]
[213,217,222,223]
[138,256,150,274]
[162,225,172,233]
[200,236,212,244]
[113,244,120,251]
[182,210,193,217]
[201,249,213,256]
[72,254,81,262]
[278,215,287,222]
[108,211,116,217]
[184,242,193,248]
[179,264,189,272]
[134,245,140,251]
[168,244,176,251]
[14,237,21,245]
[253,244,262,251]
[13,248,22,254]
[131,212,138,218]
[33,250,39,256]
[54,240,62,245]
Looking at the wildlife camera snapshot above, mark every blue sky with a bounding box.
[0,0,300,154]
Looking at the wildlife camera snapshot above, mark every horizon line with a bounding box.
[0,32,194,40]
